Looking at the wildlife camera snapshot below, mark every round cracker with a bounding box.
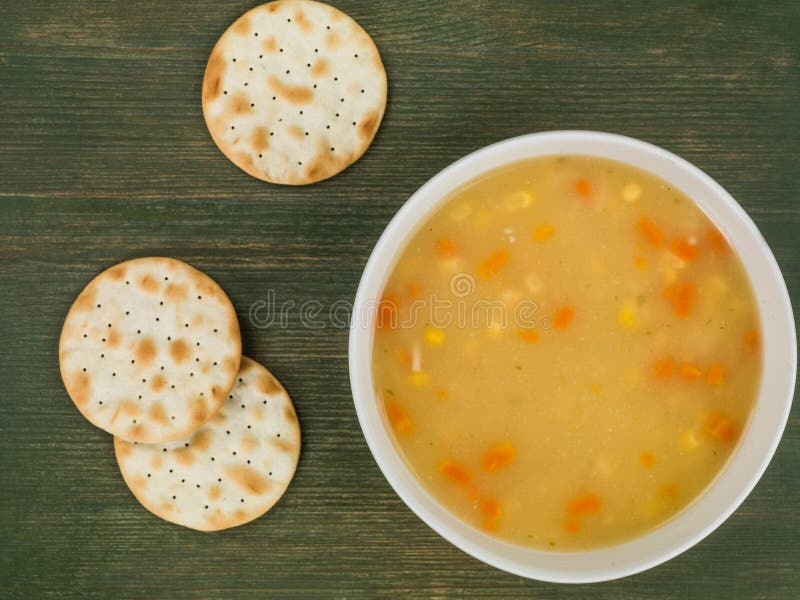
[59,257,242,444]
[114,357,301,531]
[202,0,387,185]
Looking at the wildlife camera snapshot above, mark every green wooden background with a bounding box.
[1,0,798,598]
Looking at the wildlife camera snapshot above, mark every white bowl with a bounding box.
[348,131,796,583]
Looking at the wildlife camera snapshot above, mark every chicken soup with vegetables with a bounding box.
[372,155,761,551]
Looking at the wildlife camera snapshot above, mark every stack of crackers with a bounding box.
[59,257,300,531]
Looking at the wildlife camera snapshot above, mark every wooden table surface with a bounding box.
[1,1,798,597]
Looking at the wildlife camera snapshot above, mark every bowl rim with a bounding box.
[348,130,796,583]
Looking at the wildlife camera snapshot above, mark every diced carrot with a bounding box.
[707,227,730,256]
[671,238,700,263]
[660,483,679,499]
[395,349,412,369]
[634,255,647,271]
[481,442,516,472]
[438,460,472,486]
[705,412,737,443]
[481,518,500,532]
[567,493,602,516]
[435,387,449,400]
[479,497,502,519]
[517,329,539,343]
[476,249,510,280]
[385,400,413,435]
[652,358,676,379]
[575,179,593,198]
[680,363,702,381]
[707,365,725,385]
[552,306,575,329]
[408,282,420,299]
[662,283,695,318]
[376,292,399,329]
[743,329,760,354]
[639,452,656,468]
[436,239,457,258]
[533,224,555,241]
[636,217,664,247]
[563,517,581,533]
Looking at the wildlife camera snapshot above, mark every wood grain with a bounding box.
[0,0,798,597]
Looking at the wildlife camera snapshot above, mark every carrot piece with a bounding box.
[636,217,664,247]
[438,460,472,486]
[634,255,647,271]
[567,493,602,516]
[743,329,760,354]
[476,249,509,279]
[533,224,555,241]
[435,387,449,400]
[671,237,700,262]
[652,358,676,379]
[680,363,702,381]
[479,497,503,519]
[376,292,399,329]
[707,227,730,255]
[436,239,457,258]
[481,518,500,532]
[707,364,725,385]
[705,412,737,443]
[639,451,656,468]
[575,179,592,197]
[660,483,679,499]
[481,442,516,472]
[563,517,581,533]
[662,283,695,318]
[385,400,413,435]
[517,329,539,343]
[552,306,575,329]
[395,349,412,369]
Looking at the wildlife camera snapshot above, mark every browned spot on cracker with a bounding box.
[287,125,304,140]
[229,93,252,115]
[325,32,341,49]
[129,423,146,438]
[150,374,166,392]
[116,442,132,458]
[191,429,213,451]
[165,283,188,302]
[149,402,168,425]
[73,285,96,312]
[169,339,190,364]
[70,371,91,406]
[241,435,259,452]
[131,475,147,489]
[359,112,379,141]
[272,438,294,452]
[150,454,162,470]
[190,395,208,425]
[233,16,250,35]
[284,406,297,424]
[203,51,226,102]
[211,410,227,424]
[135,336,158,366]
[262,36,277,53]
[108,265,126,281]
[224,465,271,495]
[211,385,223,400]
[138,273,160,293]
[107,328,120,348]
[266,1,281,13]
[267,76,314,105]
[258,375,279,395]
[120,400,141,416]
[310,58,329,77]
[251,127,269,152]
[208,486,222,501]
[174,446,195,466]
[294,10,312,31]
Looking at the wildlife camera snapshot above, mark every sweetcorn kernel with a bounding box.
[425,327,445,346]
[622,183,642,203]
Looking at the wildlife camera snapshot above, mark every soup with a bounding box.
[371,155,762,551]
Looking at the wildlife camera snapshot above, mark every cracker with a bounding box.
[114,357,301,531]
[59,258,242,444]
[202,0,387,185]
